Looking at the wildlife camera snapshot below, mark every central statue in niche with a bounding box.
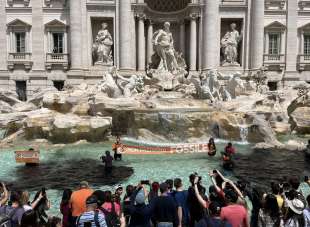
[148,22,187,90]
[153,22,180,73]
[221,23,241,66]
[92,22,113,66]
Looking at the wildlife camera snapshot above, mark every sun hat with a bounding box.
[287,198,305,214]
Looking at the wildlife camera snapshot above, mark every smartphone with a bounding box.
[141,180,150,185]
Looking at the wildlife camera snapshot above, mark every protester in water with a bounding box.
[60,189,72,227]
[208,138,217,156]
[101,151,114,175]
[222,142,236,170]
[112,136,123,161]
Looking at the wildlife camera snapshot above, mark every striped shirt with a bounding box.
[77,211,107,227]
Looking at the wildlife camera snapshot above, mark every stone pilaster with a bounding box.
[179,20,186,57]
[250,0,264,69]
[189,15,197,71]
[147,20,153,64]
[286,0,298,72]
[202,0,220,70]
[119,0,133,70]
[32,0,45,70]
[69,0,83,70]
[0,0,6,70]
[137,14,146,71]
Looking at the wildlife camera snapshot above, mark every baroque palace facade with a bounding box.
[0,0,310,99]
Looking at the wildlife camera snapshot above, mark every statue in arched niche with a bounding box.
[92,22,113,65]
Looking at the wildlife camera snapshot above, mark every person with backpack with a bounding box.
[196,202,232,227]
[0,190,25,227]
[99,191,121,227]
[77,195,107,227]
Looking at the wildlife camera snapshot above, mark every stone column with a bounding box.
[119,0,133,70]
[147,20,154,64]
[137,15,146,71]
[179,20,186,57]
[0,0,6,70]
[189,15,197,71]
[32,0,45,70]
[286,0,298,72]
[69,0,82,70]
[202,0,220,70]
[250,0,264,69]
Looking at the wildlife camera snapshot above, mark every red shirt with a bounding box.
[220,204,248,227]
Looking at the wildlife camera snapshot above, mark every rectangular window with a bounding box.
[52,33,64,53]
[304,34,310,55]
[268,33,280,55]
[15,32,25,53]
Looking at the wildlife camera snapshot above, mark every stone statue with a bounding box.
[153,22,180,74]
[116,74,144,97]
[92,22,113,65]
[97,67,144,98]
[221,23,241,66]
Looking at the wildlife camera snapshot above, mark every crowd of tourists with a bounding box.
[1,170,310,227]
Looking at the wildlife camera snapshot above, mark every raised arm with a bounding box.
[0,183,9,206]
[193,177,208,209]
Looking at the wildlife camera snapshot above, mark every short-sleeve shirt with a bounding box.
[220,204,248,227]
[174,190,189,224]
[77,211,107,227]
[70,188,94,217]
[0,205,25,227]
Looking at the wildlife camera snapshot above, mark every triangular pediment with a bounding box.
[265,21,286,29]
[45,19,67,27]
[7,19,31,28]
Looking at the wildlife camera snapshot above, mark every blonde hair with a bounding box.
[21,191,30,205]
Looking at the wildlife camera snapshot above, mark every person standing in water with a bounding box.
[112,136,123,161]
[101,151,113,176]
[208,138,217,156]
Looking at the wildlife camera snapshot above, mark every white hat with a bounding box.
[287,199,305,214]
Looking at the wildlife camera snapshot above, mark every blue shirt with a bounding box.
[174,190,189,225]
[77,211,107,227]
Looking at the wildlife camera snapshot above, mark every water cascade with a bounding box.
[239,125,249,143]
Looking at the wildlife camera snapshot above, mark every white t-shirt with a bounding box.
[23,204,32,212]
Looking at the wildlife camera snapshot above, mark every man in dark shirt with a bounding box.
[173,178,189,227]
[101,151,113,176]
[187,174,206,227]
[151,183,178,227]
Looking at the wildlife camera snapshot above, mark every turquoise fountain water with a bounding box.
[0,140,309,216]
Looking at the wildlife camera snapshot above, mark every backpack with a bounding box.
[98,203,120,227]
[77,210,100,227]
[0,206,18,227]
